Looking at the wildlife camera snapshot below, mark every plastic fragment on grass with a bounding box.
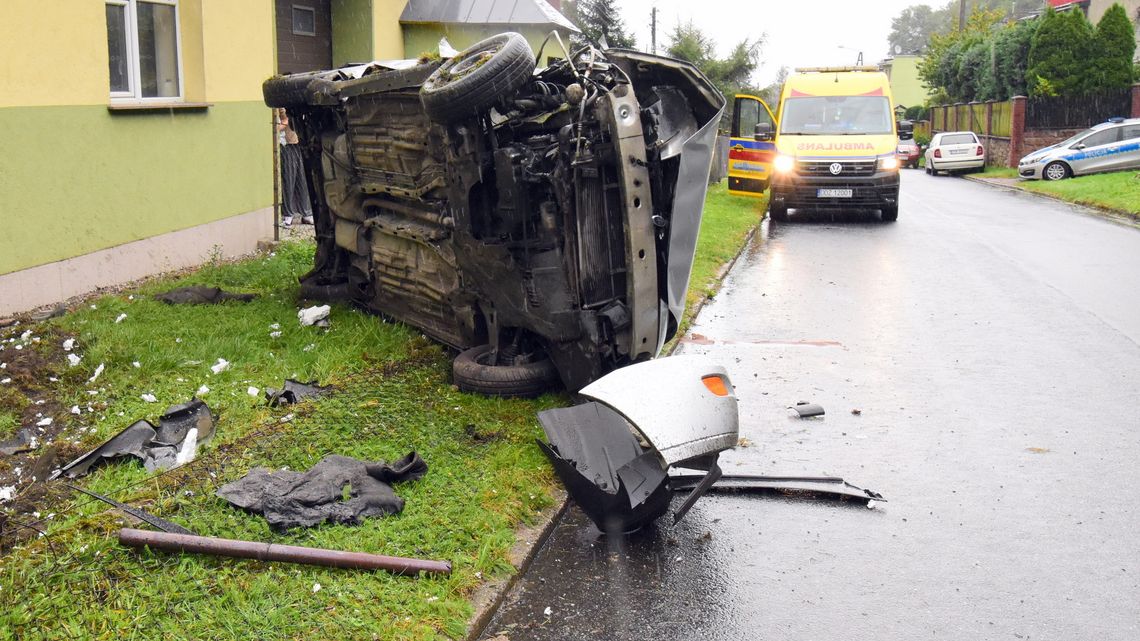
[36,418,53,427]
[0,486,16,502]
[88,363,105,383]
[132,361,141,368]
[114,313,128,324]
[67,354,81,367]
[298,305,331,327]
[265,379,332,407]
[155,286,256,305]
[0,378,10,385]
[141,394,157,403]
[269,331,282,338]
[210,358,230,374]
[312,583,322,593]
[70,406,81,415]
[247,386,260,397]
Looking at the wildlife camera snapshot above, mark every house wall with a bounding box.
[332,0,374,65]
[374,0,408,59]
[0,0,275,313]
[881,56,928,110]
[402,23,572,65]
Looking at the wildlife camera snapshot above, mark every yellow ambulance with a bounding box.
[762,67,901,222]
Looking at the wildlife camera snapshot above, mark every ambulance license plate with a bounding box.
[817,188,853,198]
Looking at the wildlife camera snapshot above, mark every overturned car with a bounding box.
[263,33,724,394]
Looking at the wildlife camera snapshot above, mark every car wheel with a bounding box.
[1043,161,1070,181]
[420,32,536,124]
[881,205,898,223]
[769,201,788,222]
[452,344,559,397]
[925,163,933,175]
[263,69,340,108]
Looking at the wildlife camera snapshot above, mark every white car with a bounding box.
[925,131,985,175]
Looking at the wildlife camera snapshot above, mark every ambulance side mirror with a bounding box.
[754,122,773,142]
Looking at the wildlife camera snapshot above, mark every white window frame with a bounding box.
[106,0,185,103]
[291,5,317,36]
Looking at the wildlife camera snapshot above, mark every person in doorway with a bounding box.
[276,108,313,227]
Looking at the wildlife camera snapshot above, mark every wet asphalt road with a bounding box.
[483,171,1140,641]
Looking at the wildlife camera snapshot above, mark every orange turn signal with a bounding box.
[701,375,729,397]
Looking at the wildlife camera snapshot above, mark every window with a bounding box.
[106,0,182,101]
[1122,125,1140,142]
[940,133,977,145]
[292,5,316,36]
[1077,128,1121,148]
[780,96,893,135]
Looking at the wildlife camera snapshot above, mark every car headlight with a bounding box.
[879,156,900,171]
[773,154,795,173]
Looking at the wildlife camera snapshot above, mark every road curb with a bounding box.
[964,175,1140,229]
[463,213,763,641]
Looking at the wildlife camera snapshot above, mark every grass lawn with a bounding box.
[977,167,1140,216]
[0,185,764,640]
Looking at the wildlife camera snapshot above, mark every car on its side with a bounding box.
[1017,117,1140,181]
[262,34,724,396]
[925,131,985,175]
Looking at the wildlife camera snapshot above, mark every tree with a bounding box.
[918,7,1004,101]
[991,18,1038,99]
[1026,8,1096,97]
[1090,3,1137,91]
[889,5,948,55]
[665,21,763,101]
[563,0,635,49]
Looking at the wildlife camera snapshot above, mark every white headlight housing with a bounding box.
[773,154,795,173]
[879,156,900,171]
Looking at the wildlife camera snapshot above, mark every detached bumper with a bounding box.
[771,171,900,210]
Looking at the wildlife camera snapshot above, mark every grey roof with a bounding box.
[400,0,579,32]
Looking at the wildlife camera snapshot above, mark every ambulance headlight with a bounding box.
[773,155,795,173]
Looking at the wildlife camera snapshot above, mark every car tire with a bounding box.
[769,201,788,222]
[1043,161,1071,181]
[420,32,536,124]
[263,70,339,108]
[881,205,899,223]
[452,344,558,397]
[925,163,933,175]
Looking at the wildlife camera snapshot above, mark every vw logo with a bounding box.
[829,163,843,175]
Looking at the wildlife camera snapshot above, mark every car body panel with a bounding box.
[728,93,777,198]
[926,131,984,172]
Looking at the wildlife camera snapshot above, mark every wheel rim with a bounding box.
[424,38,505,91]
[1046,164,1065,180]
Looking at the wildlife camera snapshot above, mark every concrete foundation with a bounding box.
[0,207,274,316]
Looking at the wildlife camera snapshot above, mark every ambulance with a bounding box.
[736,67,901,222]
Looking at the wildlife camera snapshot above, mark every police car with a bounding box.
[1018,117,1140,181]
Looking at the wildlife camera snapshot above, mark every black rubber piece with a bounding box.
[452,344,558,397]
[769,201,789,222]
[263,70,337,108]
[419,32,536,124]
[881,204,899,222]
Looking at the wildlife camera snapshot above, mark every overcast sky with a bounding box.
[615,0,941,85]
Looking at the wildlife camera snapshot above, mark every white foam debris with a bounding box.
[175,428,198,466]
[269,323,281,330]
[210,358,230,374]
[67,354,82,367]
[0,378,10,385]
[36,418,52,427]
[303,343,316,352]
[312,583,322,594]
[141,393,157,403]
[197,385,210,395]
[70,405,81,415]
[63,338,76,351]
[544,606,552,616]
[269,331,282,339]
[132,361,141,368]
[88,363,105,382]
[114,313,128,324]
[298,305,331,327]
[247,386,259,397]
[20,330,32,341]
[0,487,17,502]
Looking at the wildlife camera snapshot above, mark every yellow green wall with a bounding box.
[332,0,375,66]
[374,0,408,60]
[0,0,275,275]
[882,55,928,110]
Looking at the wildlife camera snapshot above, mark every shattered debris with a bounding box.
[265,379,331,407]
[155,286,257,305]
[216,452,426,530]
[67,354,81,367]
[57,399,217,478]
[88,363,105,383]
[0,428,37,456]
[298,305,331,328]
[210,358,230,374]
[789,402,825,418]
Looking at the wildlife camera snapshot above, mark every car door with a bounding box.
[1103,124,1140,172]
[1068,127,1121,175]
[728,94,777,198]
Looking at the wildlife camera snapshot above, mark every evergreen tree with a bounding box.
[1026,8,1096,96]
[564,0,635,49]
[991,18,1037,99]
[1090,3,1137,91]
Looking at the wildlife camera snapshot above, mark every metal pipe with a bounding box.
[118,528,452,576]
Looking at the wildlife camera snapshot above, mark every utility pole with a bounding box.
[958,0,967,31]
[650,6,657,55]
